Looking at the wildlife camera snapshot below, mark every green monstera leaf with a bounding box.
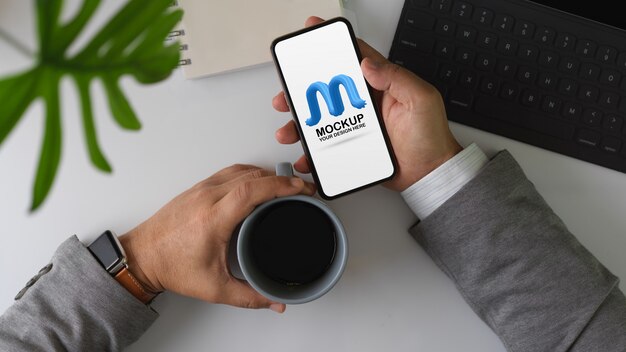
[0,0,182,211]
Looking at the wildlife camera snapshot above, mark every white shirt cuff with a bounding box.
[401,143,488,220]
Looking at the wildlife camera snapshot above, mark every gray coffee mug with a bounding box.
[228,162,348,304]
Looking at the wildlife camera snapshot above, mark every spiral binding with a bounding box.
[169,1,190,66]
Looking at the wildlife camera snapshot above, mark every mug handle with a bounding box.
[275,162,294,177]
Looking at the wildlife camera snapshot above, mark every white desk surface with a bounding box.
[1,1,625,351]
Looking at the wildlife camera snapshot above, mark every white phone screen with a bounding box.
[273,20,395,198]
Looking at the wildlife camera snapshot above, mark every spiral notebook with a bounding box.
[170,0,345,79]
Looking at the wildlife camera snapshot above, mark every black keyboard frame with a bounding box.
[389,0,626,173]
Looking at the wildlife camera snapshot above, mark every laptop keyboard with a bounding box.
[389,0,626,173]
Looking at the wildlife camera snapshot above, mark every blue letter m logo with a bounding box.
[304,74,366,126]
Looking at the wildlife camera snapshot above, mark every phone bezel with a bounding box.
[270,17,397,200]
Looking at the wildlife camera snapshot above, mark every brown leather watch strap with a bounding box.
[114,266,158,304]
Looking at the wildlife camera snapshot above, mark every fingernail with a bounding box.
[363,58,381,70]
[290,177,303,188]
[270,303,284,313]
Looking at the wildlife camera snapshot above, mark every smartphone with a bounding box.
[271,17,397,199]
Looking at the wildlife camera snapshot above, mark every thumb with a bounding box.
[361,57,427,105]
[223,278,286,313]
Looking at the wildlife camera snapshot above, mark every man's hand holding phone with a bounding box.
[273,16,462,192]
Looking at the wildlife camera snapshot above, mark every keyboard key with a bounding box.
[555,33,576,51]
[448,88,474,109]
[474,97,576,140]
[576,129,601,148]
[455,47,475,65]
[538,51,559,68]
[500,82,519,100]
[435,41,454,59]
[579,85,599,103]
[599,69,621,87]
[579,63,600,81]
[576,40,597,58]
[599,92,619,109]
[475,53,496,71]
[496,60,517,78]
[558,57,579,75]
[518,44,539,62]
[459,70,478,88]
[406,11,436,30]
[431,0,452,13]
[457,26,477,43]
[558,79,578,96]
[399,29,435,53]
[597,46,617,64]
[438,64,458,83]
[435,19,456,37]
[497,37,518,56]
[494,14,515,32]
[582,108,603,127]
[537,72,557,90]
[601,137,622,153]
[480,76,499,95]
[532,117,575,140]
[452,1,473,19]
[514,20,535,39]
[517,66,537,84]
[473,8,494,26]
[535,27,556,45]
[541,96,561,114]
[521,89,541,107]
[562,101,582,120]
[476,100,518,126]
[477,32,497,49]
[603,115,623,134]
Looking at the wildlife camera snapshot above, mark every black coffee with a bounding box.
[250,200,336,286]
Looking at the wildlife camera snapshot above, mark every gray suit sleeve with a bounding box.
[0,235,158,351]
[409,151,626,352]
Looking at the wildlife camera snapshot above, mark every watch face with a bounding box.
[88,231,124,272]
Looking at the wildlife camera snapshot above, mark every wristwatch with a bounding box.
[87,230,158,304]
